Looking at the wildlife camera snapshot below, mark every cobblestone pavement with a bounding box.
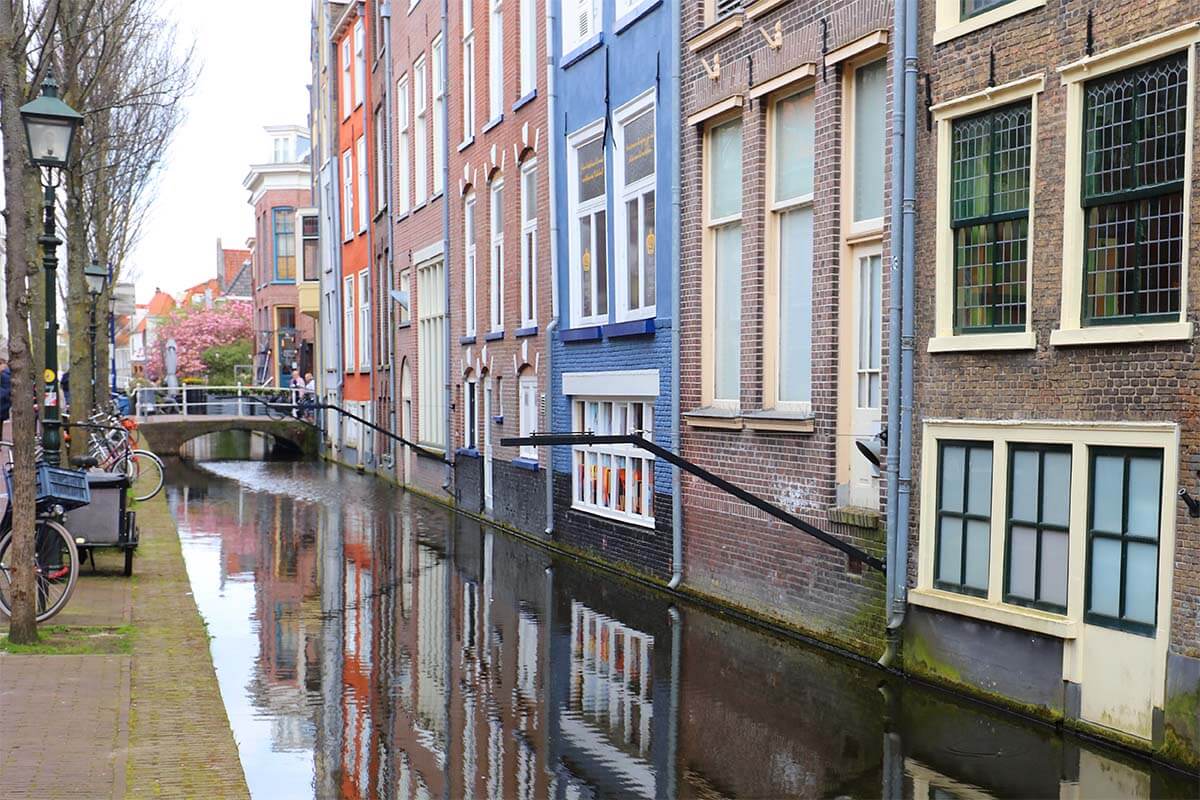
[0,488,248,799]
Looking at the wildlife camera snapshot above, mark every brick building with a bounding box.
[389,0,451,496]
[243,124,316,387]
[678,0,894,654]
[547,0,680,578]
[448,0,551,533]
[909,1,1200,766]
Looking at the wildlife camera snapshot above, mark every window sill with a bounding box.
[615,0,661,33]
[512,457,540,472]
[491,414,504,425]
[561,325,602,342]
[373,207,387,222]
[515,325,538,338]
[908,586,1077,639]
[1049,321,1193,348]
[683,407,744,430]
[927,331,1036,353]
[394,210,410,223]
[398,321,412,329]
[456,447,480,458]
[482,115,504,134]
[745,0,787,19]
[457,137,475,153]
[512,90,537,113]
[828,505,880,530]
[687,13,744,53]
[562,34,604,69]
[602,318,655,338]
[570,502,656,529]
[933,0,1046,46]
[459,334,477,345]
[484,330,505,342]
[744,410,815,434]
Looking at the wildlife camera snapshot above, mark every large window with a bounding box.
[519,0,536,97]
[571,399,654,525]
[355,135,368,232]
[562,0,598,54]
[569,127,607,326]
[518,375,538,461]
[1082,55,1186,325]
[397,75,410,215]
[488,0,503,121]
[770,88,813,408]
[341,149,354,240]
[1006,445,1070,612]
[272,208,296,281]
[353,19,365,108]
[343,275,356,370]
[520,162,537,328]
[301,215,319,281]
[358,269,371,371]
[1087,448,1161,634]
[490,180,505,332]
[856,253,882,409]
[706,117,742,404]
[462,0,476,142]
[464,193,477,335]
[615,97,655,321]
[414,56,428,207]
[341,38,352,119]
[852,59,886,225]
[935,441,992,596]
[432,35,446,195]
[951,102,1031,332]
[418,259,448,447]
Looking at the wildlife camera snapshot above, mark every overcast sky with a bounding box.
[130,0,311,303]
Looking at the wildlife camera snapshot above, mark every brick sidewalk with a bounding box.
[0,489,248,799]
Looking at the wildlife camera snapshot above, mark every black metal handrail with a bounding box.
[500,431,886,573]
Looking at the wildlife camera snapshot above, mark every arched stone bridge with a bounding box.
[134,414,319,458]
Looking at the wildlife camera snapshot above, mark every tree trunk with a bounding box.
[65,180,93,461]
[0,0,40,644]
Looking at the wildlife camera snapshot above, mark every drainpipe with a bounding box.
[382,1,398,475]
[358,2,378,468]
[667,3,682,590]
[880,0,917,668]
[543,0,560,535]
[330,20,347,453]
[441,0,453,492]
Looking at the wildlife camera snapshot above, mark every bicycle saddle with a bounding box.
[70,456,99,469]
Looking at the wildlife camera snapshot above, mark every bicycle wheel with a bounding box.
[127,449,164,502]
[0,518,80,623]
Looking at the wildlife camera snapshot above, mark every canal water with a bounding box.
[165,454,1197,799]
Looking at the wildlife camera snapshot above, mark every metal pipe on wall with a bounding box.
[668,0,683,590]
[543,0,560,535]
[441,0,453,491]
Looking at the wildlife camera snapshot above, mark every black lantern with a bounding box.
[85,259,107,298]
[18,73,83,169]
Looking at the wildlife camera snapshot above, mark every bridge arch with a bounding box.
[134,415,319,459]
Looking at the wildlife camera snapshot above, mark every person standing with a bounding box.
[0,350,11,443]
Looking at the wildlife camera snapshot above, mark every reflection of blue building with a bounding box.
[549,0,678,577]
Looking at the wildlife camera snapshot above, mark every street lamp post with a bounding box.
[85,260,107,413]
[19,73,83,468]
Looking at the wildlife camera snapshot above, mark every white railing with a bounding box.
[133,384,314,418]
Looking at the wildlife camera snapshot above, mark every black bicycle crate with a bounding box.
[4,463,92,511]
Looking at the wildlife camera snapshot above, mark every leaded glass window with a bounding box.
[961,0,1014,20]
[950,102,1031,332]
[1005,445,1070,613]
[935,441,992,596]
[1082,55,1187,325]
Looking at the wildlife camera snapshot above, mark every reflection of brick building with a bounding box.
[244,125,318,386]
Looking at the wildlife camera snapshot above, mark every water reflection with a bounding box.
[166,460,1198,800]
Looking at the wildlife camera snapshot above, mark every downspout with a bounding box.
[382,1,398,475]
[330,20,347,452]
[880,0,917,668]
[667,5,682,590]
[543,0,559,535]
[442,0,453,492]
[359,2,378,468]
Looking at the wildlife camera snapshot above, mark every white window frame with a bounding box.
[519,0,536,97]
[570,397,655,527]
[562,0,598,54]
[518,374,538,461]
[613,90,656,322]
[464,193,478,336]
[462,12,476,143]
[343,274,356,370]
[519,160,537,328]
[566,119,608,328]
[414,55,428,207]
[702,113,743,409]
[341,149,354,241]
[341,38,352,120]
[353,19,365,110]
[933,0,1047,46]
[432,35,446,195]
[845,56,887,238]
[489,179,505,333]
[358,269,371,370]
[464,375,478,450]
[355,135,368,233]
[417,258,448,448]
[488,0,503,122]
[397,75,411,216]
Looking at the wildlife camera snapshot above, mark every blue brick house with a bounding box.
[548,0,678,578]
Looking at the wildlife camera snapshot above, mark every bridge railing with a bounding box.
[133,385,312,419]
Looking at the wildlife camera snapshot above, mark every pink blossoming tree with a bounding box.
[145,301,253,382]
